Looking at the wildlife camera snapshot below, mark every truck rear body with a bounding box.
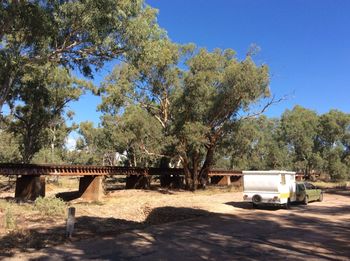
[243,170,296,206]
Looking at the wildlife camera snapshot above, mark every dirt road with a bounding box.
[2,189,350,260]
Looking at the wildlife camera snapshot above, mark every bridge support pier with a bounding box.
[209,176,231,186]
[15,175,45,201]
[125,175,150,189]
[79,176,103,201]
[160,175,183,188]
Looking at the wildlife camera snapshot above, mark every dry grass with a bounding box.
[312,181,349,189]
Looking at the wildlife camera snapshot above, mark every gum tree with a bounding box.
[0,0,161,113]
[8,68,82,163]
[175,48,270,189]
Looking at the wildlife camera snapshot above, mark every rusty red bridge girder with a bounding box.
[0,163,242,176]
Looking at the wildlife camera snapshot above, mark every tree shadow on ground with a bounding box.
[0,203,349,260]
[324,188,350,197]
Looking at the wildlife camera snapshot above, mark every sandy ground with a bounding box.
[1,185,349,261]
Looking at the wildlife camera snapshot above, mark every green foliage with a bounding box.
[174,48,270,188]
[99,38,184,167]
[7,67,82,163]
[280,106,320,174]
[0,0,162,111]
[33,197,66,217]
[316,111,350,181]
[31,147,64,164]
[216,107,350,181]
[219,116,291,170]
[0,129,21,163]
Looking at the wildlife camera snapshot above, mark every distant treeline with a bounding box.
[215,106,350,181]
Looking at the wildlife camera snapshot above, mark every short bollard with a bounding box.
[66,207,76,238]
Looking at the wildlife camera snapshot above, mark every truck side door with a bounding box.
[305,182,316,201]
[296,183,306,201]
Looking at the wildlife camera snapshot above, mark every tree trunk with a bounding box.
[182,156,192,190]
[191,151,200,191]
[0,76,14,114]
[199,145,215,189]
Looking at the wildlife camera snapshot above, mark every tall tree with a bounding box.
[317,110,350,180]
[99,39,185,164]
[0,0,162,113]
[219,116,290,171]
[101,46,271,189]
[280,106,321,176]
[175,48,270,189]
[8,67,82,163]
[0,129,21,163]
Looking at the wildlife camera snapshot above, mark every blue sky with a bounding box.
[69,0,350,126]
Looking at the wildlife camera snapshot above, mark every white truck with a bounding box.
[242,170,297,208]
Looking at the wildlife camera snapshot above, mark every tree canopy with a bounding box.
[0,0,162,113]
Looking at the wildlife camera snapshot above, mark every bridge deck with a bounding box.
[0,163,242,177]
[0,163,242,201]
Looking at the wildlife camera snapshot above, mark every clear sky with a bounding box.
[69,0,350,126]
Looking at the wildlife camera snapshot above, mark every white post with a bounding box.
[66,207,76,238]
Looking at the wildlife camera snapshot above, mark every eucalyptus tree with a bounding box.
[0,0,162,113]
[8,67,83,163]
[99,38,185,165]
[317,110,350,180]
[280,106,322,176]
[175,48,270,189]
[0,129,20,163]
[218,116,290,171]
[101,45,271,189]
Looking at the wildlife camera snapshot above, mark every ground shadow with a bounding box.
[226,201,285,211]
[0,204,349,260]
[55,191,82,201]
[324,188,350,197]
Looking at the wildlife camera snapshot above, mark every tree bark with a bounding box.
[0,76,14,114]
[199,145,215,188]
[191,151,200,191]
[182,155,192,190]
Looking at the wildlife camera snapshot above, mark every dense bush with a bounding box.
[33,197,66,217]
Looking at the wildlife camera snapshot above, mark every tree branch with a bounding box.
[238,95,287,121]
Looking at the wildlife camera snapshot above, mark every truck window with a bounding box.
[297,183,305,192]
[305,183,315,189]
[281,174,286,185]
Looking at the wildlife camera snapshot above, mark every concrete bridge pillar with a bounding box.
[15,175,45,201]
[79,176,103,201]
[210,175,231,186]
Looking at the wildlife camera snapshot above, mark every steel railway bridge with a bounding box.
[0,163,242,201]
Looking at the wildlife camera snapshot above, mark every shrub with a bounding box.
[4,207,16,229]
[34,197,66,217]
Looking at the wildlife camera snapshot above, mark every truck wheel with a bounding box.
[303,196,309,205]
[318,193,323,202]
